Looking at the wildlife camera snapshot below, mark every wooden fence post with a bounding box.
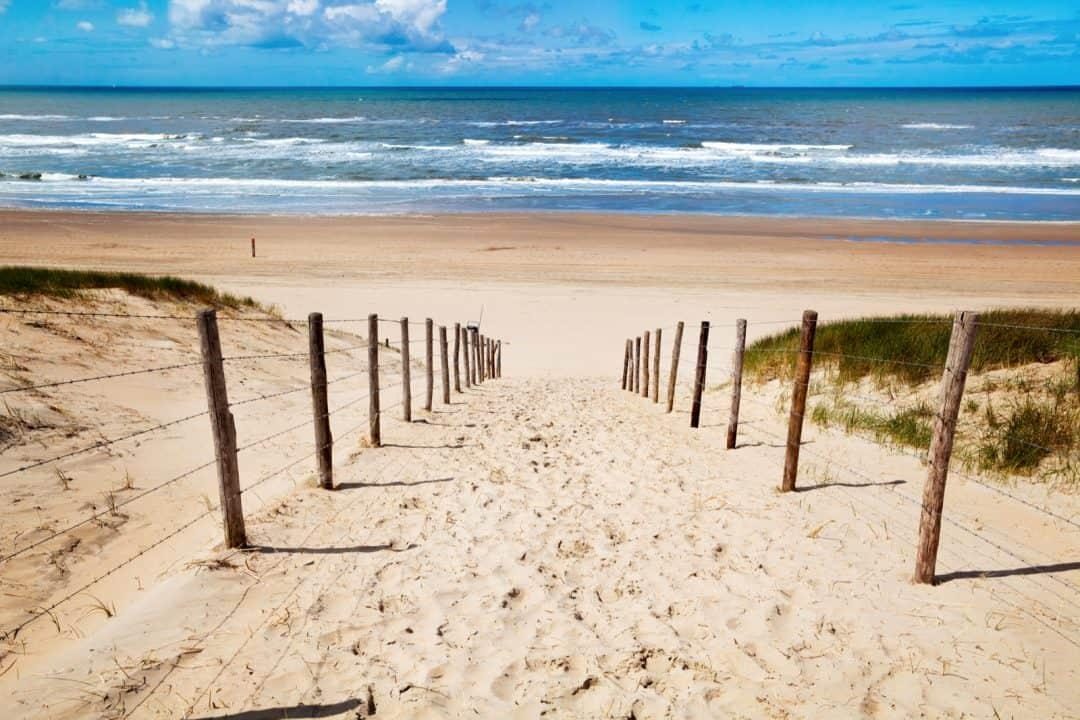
[308,312,332,490]
[470,331,477,384]
[726,319,747,450]
[490,338,496,379]
[368,314,381,448]
[666,322,684,413]
[496,340,502,378]
[781,310,817,492]
[440,326,451,404]
[652,328,661,403]
[914,311,979,585]
[690,321,710,429]
[621,340,631,389]
[453,322,462,393]
[462,327,472,389]
[633,337,641,394]
[642,330,651,398]
[425,318,434,411]
[481,335,488,382]
[400,317,412,422]
[197,309,246,548]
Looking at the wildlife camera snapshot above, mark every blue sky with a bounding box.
[0,1,1077,86]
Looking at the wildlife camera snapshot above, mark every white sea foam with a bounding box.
[701,141,853,152]
[7,174,1077,197]
[462,138,490,146]
[902,123,973,130]
[662,119,687,125]
[0,114,71,121]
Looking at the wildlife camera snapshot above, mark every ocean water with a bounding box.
[0,87,1078,220]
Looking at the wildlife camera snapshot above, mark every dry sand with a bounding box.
[0,210,1078,718]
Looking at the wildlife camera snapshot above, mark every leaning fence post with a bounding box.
[368,314,382,447]
[666,322,684,413]
[914,311,979,585]
[197,309,246,548]
[308,312,333,489]
[424,318,434,411]
[782,310,817,492]
[690,321,710,429]
[642,330,651,399]
[439,325,451,404]
[400,317,412,422]
[652,328,661,403]
[726,319,747,450]
[453,322,462,393]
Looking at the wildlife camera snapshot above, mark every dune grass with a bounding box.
[744,309,1080,385]
[0,266,260,310]
[750,309,1079,483]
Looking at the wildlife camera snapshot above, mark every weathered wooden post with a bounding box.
[471,329,480,385]
[308,312,332,489]
[197,309,246,548]
[633,337,641,394]
[652,328,661,403]
[453,322,462,393]
[621,340,631,390]
[914,311,979,585]
[642,330,651,399]
[781,310,817,492]
[726,319,747,450]
[666,322,683,413]
[690,321,710,429]
[496,340,502,378]
[439,326,451,404]
[368,314,381,448]
[400,317,412,422]
[425,318,434,411]
[490,338,497,379]
[462,326,472,389]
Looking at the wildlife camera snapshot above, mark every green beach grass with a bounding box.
[746,309,1080,483]
[0,266,260,310]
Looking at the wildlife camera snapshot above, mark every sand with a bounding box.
[0,210,1078,718]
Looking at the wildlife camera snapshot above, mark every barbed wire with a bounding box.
[0,360,202,395]
[0,505,217,640]
[974,321,1080,335]
[0,457,217,565]
[0,409,210,480]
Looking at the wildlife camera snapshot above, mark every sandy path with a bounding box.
[10,376,1077,719]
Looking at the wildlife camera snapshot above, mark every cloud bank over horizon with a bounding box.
[1,0,1077,85]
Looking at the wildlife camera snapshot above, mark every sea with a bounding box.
[0,87,1078,221]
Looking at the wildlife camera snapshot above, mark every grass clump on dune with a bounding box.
[0,266,260,310]
[744,308,1080,385]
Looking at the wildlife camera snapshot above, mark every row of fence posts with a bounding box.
[620,310,979,586]
[197,309,503,550]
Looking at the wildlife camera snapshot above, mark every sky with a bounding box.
[0,1,1077,86]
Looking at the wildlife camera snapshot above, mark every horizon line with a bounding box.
[1,84,1079,91]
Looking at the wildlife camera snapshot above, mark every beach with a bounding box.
[1,209,1077,376]
[0,209,1078,718]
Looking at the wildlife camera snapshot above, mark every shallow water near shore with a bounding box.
[1,86,1078,220]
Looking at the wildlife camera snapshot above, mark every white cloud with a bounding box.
[118,2,154,27]
[166,0,452,51]
[367,54,405,73]
[77,20,95,32]
[520,12,540,32]
[440,47,483,73]
[150,37,177,49]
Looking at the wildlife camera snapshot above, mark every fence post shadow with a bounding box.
[935,561,1080,584]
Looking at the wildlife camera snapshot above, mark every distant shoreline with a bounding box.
[2,206,1078,233]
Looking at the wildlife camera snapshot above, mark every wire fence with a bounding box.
[0,307,505,643]
[618,310,1079,601]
